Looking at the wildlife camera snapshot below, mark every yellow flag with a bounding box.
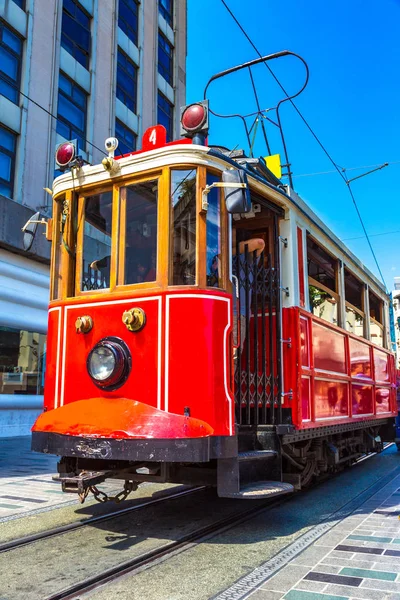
[264,154,282,179]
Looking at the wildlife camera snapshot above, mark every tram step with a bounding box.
[238,450,277,462]
[223,481,294,500]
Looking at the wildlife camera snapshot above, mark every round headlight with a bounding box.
[87,337,131,390]
[88,346,116,381]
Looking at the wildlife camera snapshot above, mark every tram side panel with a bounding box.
[283,307,397,430]
[166,292,234,437]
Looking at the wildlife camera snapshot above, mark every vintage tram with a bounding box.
[29,100,397,501]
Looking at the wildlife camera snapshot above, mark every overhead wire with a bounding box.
[220,0,388,290]
[18,89,114,157]
[343,230,400,242]
[294,160,400,178]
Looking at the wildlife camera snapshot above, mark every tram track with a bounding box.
[1,444,393,600]
[0,485,204,554]
[44,444,395,600]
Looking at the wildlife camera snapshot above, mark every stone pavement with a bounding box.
[0,436,120,521]
[216,469,400,600]
[0,436,70,521]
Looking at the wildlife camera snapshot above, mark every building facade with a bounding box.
[0,0,187,436]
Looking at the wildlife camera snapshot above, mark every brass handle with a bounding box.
[122,308,146,332]
[75,315,93,334]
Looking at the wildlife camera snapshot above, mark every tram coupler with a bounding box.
[55,470,113,496]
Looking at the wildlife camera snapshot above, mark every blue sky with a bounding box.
[186,0,400,290]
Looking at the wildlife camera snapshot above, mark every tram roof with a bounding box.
[53,142,387,297]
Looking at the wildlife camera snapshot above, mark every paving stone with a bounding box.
[248,591,284,600]
[361,580,400,592]
[340,567,397,581]
[312,565,341,576]
[347,535,393,544]
[285,591,349,600]
[322,558,377,570]
[294,580,330,593]
[260,566,310,593]
[305,572,362,587]
[323,582,392,600]
[291,546,330,566]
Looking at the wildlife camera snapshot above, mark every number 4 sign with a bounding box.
[142,125,167,151]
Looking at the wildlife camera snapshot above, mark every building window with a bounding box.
[159,0,173,26]
[115,120,136,155]
[61,0,91,69]
[0,125,16,198]
[0,327,46,396]
[0,21,23,105]
[158,31,173,85]
[116,50,137,114]
[57,72,87,152]
[307,236,339,325]
[157,92,173,141]
[344,268,365,338]
[118,0,139,46]
[12,0,25,7]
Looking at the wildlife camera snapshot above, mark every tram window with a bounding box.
[307,237,339,325]
[170,169,197,286]
[120,180,158,285]
[369,290,384,347]
[81,191,113,291]
[344,268,365,338]
[206,173,222,288]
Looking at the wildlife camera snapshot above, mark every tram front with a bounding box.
[30,118,257,501]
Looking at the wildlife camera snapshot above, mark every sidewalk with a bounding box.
[0,436,72,521]
[216,467,400,600]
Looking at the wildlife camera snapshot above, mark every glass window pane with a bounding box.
[171,170,197,285]
[0,181,11,197]
[120,181,158,285]
[307,237,337,292]
[206,173,222,288]
[345,305,364,337]
[3,28,22,53]
[309,284,338,325]
[58,73,71,95]
[0,48,18,80]
[58,93,85,131]
[81,192,113,291]
[0,152,12,181]
[0,78,18,103]
[0,127,16,152]
[0,327,46,396]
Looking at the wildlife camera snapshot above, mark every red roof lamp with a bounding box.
[180,100,209,141]
[55,141,77,169]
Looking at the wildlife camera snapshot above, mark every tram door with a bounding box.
[232,202,284,427]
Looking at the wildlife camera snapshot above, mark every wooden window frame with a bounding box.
[115,171,165,292]
[343,267,366,338]
[75,185,114,297]
[307,235,340,325]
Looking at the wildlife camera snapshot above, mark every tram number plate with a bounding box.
[142,125,167,151]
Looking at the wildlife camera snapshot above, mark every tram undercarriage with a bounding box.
[40,417,391,503]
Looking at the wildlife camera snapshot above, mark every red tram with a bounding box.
[29,98,397,501]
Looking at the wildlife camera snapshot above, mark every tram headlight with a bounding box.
[87,337,131,390]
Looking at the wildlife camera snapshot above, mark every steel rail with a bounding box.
[43,444,394,600]
[45,497,286,600]
[0,486,204,554]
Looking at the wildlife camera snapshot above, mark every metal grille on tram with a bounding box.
[234,230,282,427]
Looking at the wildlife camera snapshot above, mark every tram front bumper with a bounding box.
[31,397,228,462]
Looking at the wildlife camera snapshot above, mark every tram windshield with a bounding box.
[81,191,113,291]
[119,180,158,285]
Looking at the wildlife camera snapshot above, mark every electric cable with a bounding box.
[18,89,118,157]
[220,0,388,290]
